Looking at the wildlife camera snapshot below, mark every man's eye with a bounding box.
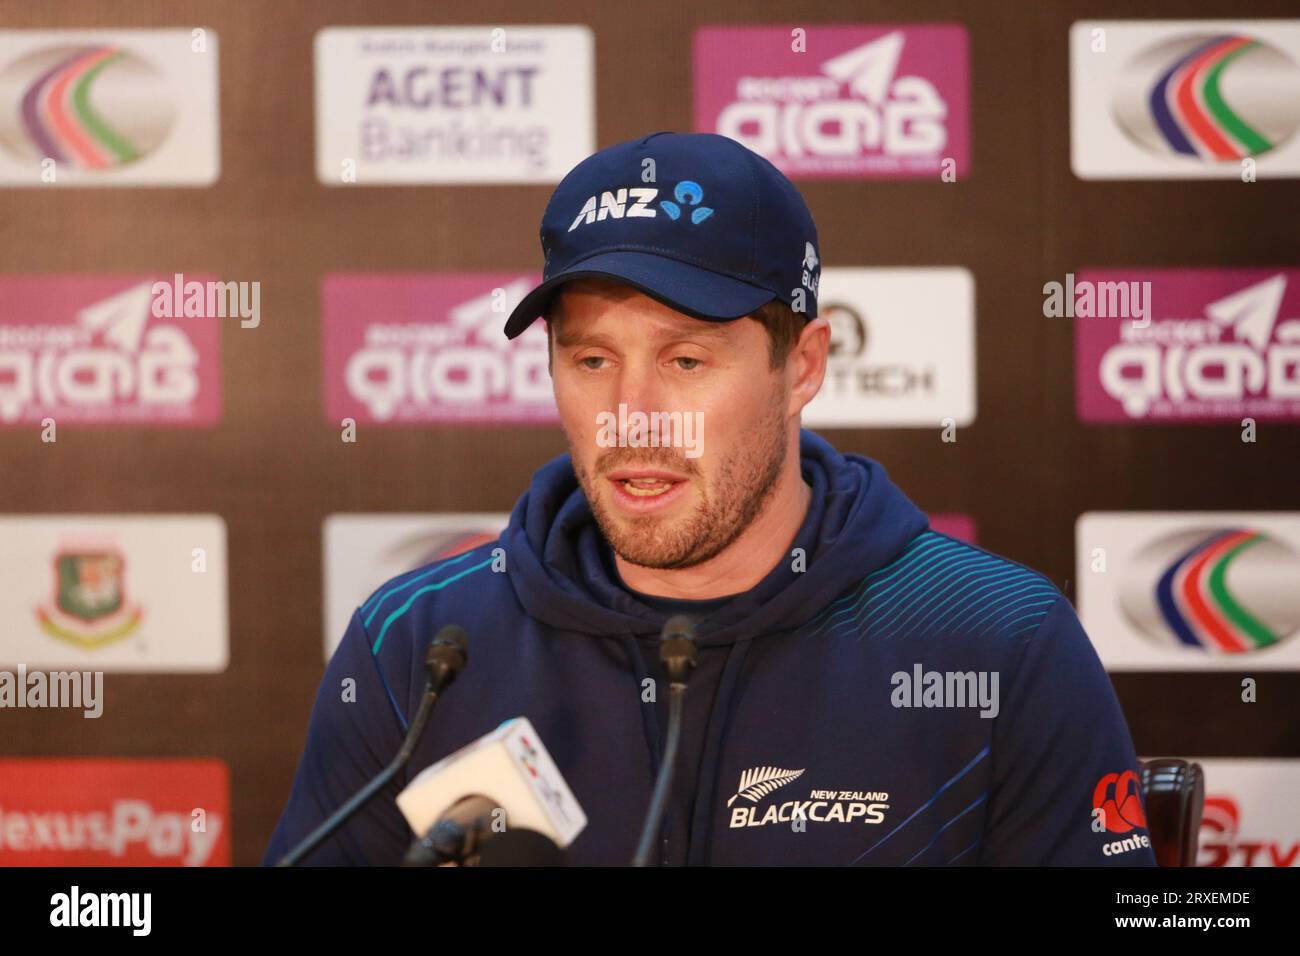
[579,356,605,370]
[675,356,703,371]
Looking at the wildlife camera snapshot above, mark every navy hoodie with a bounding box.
[265,430,1156,866]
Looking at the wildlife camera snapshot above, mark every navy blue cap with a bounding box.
[503,131,820,339]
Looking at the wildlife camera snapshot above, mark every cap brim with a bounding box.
[502,250,777,339]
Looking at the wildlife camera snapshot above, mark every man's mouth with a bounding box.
[604,469,690,510]
[620,478,674,497]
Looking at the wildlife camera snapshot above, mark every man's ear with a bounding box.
[787,317,830,417]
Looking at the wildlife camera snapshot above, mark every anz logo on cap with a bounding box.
[567,181,715,232]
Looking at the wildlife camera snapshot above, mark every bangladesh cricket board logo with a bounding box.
[35,548,143,648]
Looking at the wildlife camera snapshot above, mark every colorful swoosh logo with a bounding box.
[1155,529,1281,653]
[3,45,174,169]
[1110,33,1300,164]
[1149,35,1272,160]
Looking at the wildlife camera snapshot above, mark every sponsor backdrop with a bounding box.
[1,0,1297,866]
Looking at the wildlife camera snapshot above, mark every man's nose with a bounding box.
[614,355,667,415]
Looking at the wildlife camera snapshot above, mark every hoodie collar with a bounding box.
[503,429,929,646]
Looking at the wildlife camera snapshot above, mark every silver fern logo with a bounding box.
[727,766,805,807]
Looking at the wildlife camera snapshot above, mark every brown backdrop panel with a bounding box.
[0,0,1296,865]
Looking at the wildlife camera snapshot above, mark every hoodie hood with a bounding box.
[502,429,930,645]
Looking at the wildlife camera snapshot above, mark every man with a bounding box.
[266,131,1155,866]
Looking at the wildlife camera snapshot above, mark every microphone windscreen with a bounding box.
[432,624,469,654]
[661,614,696,642]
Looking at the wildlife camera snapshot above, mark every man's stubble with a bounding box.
[568,390,790,570]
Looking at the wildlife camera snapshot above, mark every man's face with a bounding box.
[549,280,792,571]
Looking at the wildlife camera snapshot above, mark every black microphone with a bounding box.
[277,624,469,866]
[631,615,699,866]
[477,828,567,867]
[402,794,500,866]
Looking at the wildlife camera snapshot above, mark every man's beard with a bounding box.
[568,394,789,570]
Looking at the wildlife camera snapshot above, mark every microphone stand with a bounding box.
[277,625,469,866]
[632,616,698,867]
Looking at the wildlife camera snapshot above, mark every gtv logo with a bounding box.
[568,181,715,231]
